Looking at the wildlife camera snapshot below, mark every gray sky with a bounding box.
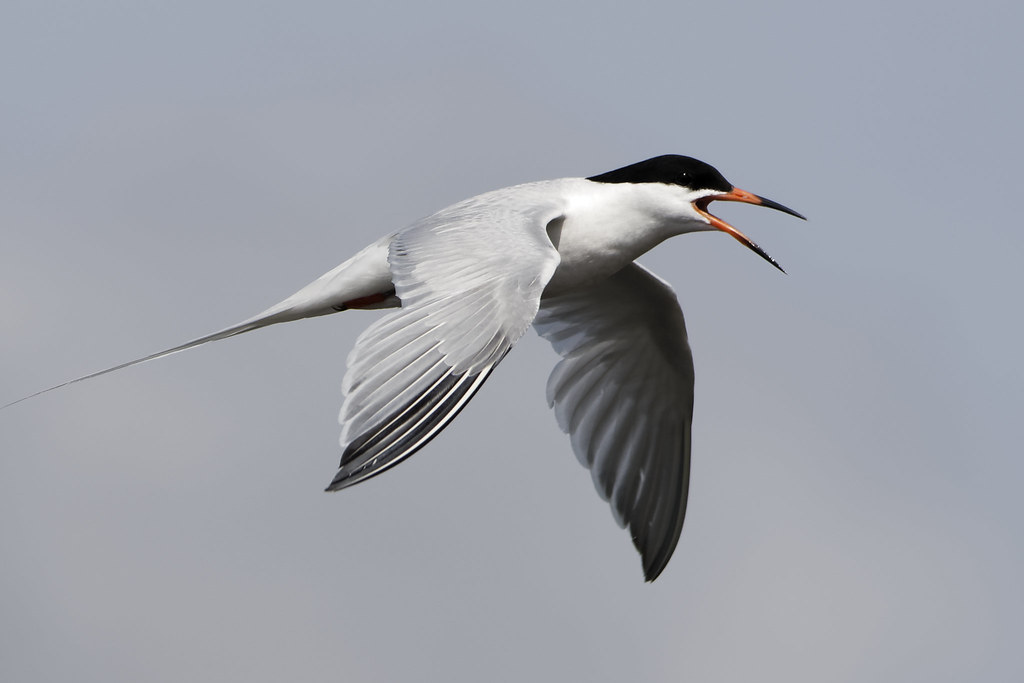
[3,1,1022,681]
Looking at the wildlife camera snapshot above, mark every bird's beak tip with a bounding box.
[692,190,791,273]
[745,191,806,221]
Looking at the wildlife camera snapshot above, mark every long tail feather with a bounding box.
[0,308,296,411]
[3,236,397,412]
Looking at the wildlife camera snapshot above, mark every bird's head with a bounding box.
[587,154,806,273]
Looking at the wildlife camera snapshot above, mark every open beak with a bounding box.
[693,187,805,274]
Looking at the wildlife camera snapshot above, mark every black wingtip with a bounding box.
[640,544,672,582]
[324,467,362,492]
[643,563,664,583]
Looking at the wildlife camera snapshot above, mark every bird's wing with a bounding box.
[327,192,564,491]
[533,263,695,581]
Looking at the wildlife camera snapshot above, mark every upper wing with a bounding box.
[533,263,695,581]
[327,189,564,491]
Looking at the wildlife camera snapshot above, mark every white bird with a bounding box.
[4,155,804,581]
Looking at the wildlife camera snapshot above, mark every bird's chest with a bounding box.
[543,206,671,295]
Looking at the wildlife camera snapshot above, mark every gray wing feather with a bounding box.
[534,263,695,581]
[328,191,563,491]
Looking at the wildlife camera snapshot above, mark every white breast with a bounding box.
[543,179,687,294]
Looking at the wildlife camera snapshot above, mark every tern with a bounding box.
[4,154,804,580]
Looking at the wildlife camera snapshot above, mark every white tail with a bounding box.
[2,235,397,411]
[1,311,293,410]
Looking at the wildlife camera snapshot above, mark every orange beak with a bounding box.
[693,187,805,273]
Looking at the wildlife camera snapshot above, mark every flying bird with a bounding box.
[4,155,804,580]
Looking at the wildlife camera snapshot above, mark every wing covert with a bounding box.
[328,190,564,491]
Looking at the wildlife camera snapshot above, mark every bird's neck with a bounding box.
[544,181,691,293]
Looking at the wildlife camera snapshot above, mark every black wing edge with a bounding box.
[637,418,692,582]
[325,363,498,492]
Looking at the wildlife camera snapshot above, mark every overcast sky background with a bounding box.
[2,1,1023,681]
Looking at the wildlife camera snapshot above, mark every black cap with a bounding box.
[587,155,733,193]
